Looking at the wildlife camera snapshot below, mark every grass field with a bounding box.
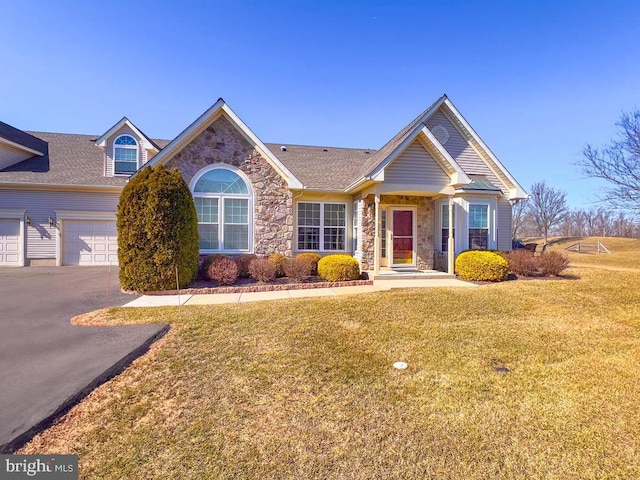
[19,238,640,479]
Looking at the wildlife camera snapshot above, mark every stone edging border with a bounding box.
[137,279,374,296]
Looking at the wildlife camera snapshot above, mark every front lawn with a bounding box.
[20,261,640,478]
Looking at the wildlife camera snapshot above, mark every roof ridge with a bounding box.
[265,142,376,151]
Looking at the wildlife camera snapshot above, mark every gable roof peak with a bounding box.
[94,117,160,151]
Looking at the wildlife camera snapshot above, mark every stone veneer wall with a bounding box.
[164,115,294,256]
[360,195,435,270]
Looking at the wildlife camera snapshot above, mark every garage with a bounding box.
[62,220,118,266]
[0,219,21,266]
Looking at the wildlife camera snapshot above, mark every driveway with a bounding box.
[0,266,168,453]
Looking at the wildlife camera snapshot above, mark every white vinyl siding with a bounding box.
[0,143,34,171]
[497,197,513,251]
[426,110,504,189]
[385,141,450,187]
[0,188,119,260]
[105,126,148,177]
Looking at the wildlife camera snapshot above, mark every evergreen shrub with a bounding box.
[317,254,360,282]
[117,165,199,291]
[455,250,508,282]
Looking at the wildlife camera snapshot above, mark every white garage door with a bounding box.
[62,220,118,266]
[0,219,21,266]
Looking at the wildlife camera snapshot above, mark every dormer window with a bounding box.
[114,135,138,174]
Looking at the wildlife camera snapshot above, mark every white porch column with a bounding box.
[447,196,455,275]
[374,193,381,275]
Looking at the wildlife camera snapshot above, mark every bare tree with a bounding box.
[526,181,568,245]
[512,199,528,239]
[578,110,640,211]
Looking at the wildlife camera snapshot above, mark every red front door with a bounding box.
[391,209,414,266]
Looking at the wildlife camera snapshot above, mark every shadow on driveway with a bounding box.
[0,266,168,453]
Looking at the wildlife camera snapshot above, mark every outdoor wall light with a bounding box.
[48,216,56,228]
[25,216,31,226]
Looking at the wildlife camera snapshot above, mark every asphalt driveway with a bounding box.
[0,266,167,453]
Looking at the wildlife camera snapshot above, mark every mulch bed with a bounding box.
[140,275,373,296]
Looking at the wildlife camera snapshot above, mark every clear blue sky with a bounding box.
[2,1,639,208]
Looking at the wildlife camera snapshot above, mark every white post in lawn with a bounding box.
[448,196,455,275]
[374,193,380,276]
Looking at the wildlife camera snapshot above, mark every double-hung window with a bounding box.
[114,135,138,175]
[192,167,252,252]
[468,204,489,249]
[298,202,346,251]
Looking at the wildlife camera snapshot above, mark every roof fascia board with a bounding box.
[0,182,124,192]
[419,126,472,185]
[442,99,528,199]
[143,100,303,189]
[0,137,46,157]
[95,117,158,151]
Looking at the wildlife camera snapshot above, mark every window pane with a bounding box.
[114,147,137,162]
[194,169,248,194]
[224,225,248,250]
[469,228,488,250]
[324,227,345,250]
[224,199,248,223]
[115,135,137,146]
[199,224,219,250]
[298,203,321,226]
[194,198,218,223]
[298,227,320,250]
[441,229,455,252]
[324,204,345,226]
[114,161,137,174]
[469,204,488,228]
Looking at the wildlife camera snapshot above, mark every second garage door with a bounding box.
[62,220,118,265]
[0,219,21,266]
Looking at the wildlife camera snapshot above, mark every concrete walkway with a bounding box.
[123,277,475,307]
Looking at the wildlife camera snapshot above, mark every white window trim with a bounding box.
[296,201,348,252]
[437,197,497,252]
[113,134,139,176]
[189,164,254,254]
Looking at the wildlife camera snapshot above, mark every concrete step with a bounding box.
[367,270,456,281]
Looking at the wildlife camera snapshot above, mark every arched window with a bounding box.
[114,135,138,174]
[191,166,253,252]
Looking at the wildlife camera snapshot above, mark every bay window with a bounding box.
[469,204,489,249]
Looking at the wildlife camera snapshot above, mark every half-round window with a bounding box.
[191,166,253,252]
[114,135,138,174]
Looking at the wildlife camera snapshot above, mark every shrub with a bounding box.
[268,253,288,278]
[317,254,360,282]
[296,252,321,275]
[207,256,238,285]
[538,251,570,276]
[248,257,276,283]
[117,165,199,291]
[283,257,314,281]
[200,254,223,278]
[505,249,539,277]
[233,254,256,278]
[455,250,508,282]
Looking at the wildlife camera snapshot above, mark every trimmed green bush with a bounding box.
[296,252,321,275]
[455,250,508,282]
[317,254,360,282]
[117,165,199,291]
[268,253,287,278]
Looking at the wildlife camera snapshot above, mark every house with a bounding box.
[0,95,527,273]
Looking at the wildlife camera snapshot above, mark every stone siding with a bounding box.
[164,115,293,256]
[360,195,435,270]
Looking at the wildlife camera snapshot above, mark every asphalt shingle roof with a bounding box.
[0,121,47,154]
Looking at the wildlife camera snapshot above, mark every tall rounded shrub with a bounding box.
[117,165,199,291]
[455,250,508,282]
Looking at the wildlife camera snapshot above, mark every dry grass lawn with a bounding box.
[19,238,640,479]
